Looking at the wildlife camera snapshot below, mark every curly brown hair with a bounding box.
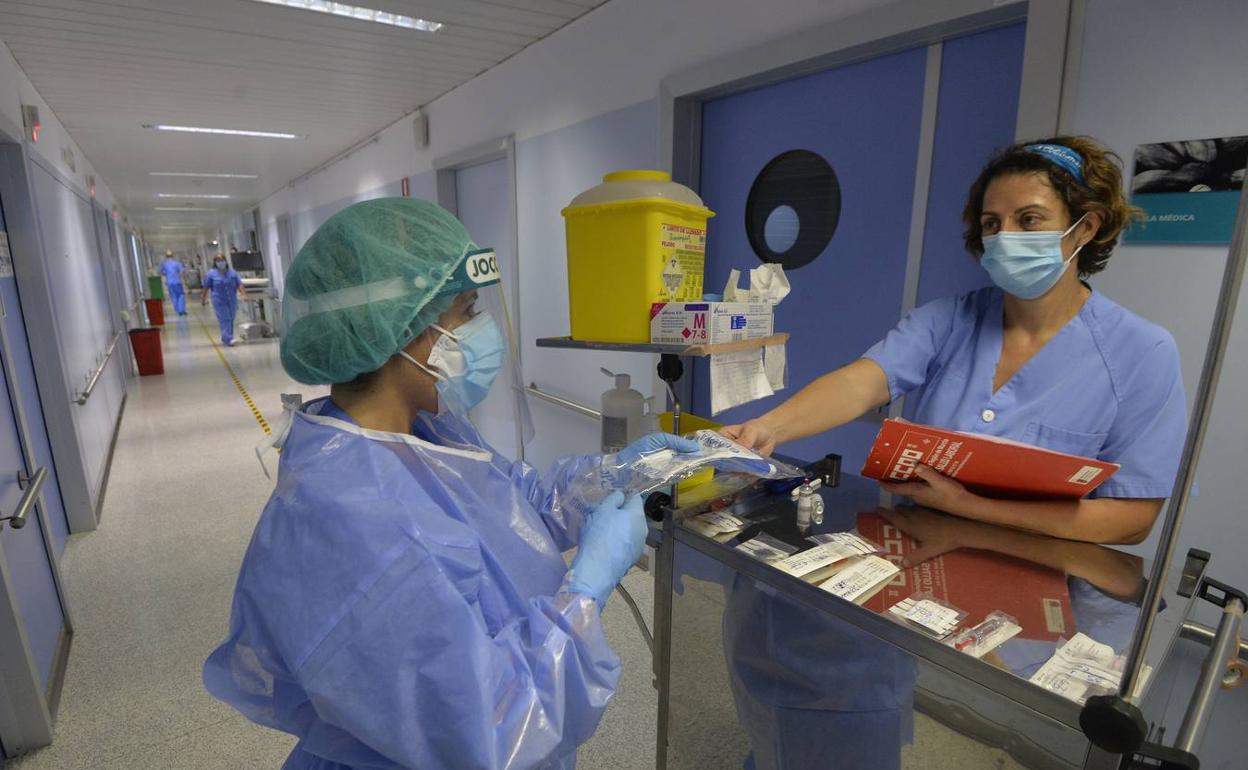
[962,136,1144,276]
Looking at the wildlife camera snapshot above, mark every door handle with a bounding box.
[2,467,47,530]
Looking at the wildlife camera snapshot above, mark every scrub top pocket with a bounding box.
[1027,422,1109,458]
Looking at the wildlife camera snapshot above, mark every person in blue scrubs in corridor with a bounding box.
[203,198,697,770]
[200,254,246,346]
[726,136,1187,545]
[159,250,187,316]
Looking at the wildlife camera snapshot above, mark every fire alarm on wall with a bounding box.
[20,105,40,142]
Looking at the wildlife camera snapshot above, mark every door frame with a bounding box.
[0,112,76,759]
[433,136,526,460]
[660,0,1072,190]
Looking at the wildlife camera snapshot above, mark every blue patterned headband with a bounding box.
[1024,143,1086,185]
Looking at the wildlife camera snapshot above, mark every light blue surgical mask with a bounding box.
[980,214,1087,300]
[401,312,505,414]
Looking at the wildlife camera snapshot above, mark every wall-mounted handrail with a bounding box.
[1,466,46,530]
[75,330,125,405]
[526,383,601,420]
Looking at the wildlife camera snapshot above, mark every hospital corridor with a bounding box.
[1,2,1248,770]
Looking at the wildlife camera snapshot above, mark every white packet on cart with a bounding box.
[888,593,967,639]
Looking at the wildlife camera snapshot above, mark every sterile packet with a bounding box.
[604,430,806,496]
[568,430,807,513]
[774,532,880,579]
[735,533,800,563]
[685,510,749,538]
[887,593,967,639]
[945,610,1022,658]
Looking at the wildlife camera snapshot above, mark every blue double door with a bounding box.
[693,24,1027,471]
[0,174,74,756]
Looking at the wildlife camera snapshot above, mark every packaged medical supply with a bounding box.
[945,611,1022,658]
[686,511,748,538]
[736,533,800,562]
[649,301,774,346]
[888,594,967,639]
[818,555,900,604]
[776,532,879,579]
[1028,632,1151,705]
[563,170,714,343]
[570,430,806,507]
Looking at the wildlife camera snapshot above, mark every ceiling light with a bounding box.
[143,124,301,139]
[150,172,259,179]
[157,193,232,199]
[154,207,218,211]
[249,0,442,32]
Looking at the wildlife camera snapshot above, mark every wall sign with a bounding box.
[1126,135,1247,244]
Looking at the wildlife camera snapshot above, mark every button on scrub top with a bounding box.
[862,287,1186,499]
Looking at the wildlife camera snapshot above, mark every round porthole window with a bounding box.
[744,150,841,269]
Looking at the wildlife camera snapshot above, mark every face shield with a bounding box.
[424,248,534,455]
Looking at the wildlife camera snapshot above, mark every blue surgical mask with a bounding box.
[980,214,1087,300]
[402,312,505,414]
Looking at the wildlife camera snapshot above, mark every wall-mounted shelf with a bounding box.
[535,333,788,358]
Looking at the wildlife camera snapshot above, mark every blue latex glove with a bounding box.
[567,490,647,608]
[616,432,701,467]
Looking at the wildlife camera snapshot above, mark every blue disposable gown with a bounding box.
[203,397,616,770]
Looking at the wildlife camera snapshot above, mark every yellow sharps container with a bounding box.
[562,170,715,342]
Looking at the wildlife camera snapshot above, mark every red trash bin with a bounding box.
[128,328,164,376]
[144,298,165,326]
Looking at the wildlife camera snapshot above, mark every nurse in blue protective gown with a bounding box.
[719,137,1188,769]
[201,255,246,345]
[203,197,697,770]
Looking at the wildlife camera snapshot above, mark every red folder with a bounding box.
[861,419,1118,499]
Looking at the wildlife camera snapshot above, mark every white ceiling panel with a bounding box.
[0,0,608,236]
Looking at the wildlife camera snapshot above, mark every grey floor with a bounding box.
[9,303,657,770]
[11,303,1019,770]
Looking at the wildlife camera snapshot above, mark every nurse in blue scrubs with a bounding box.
[716,136,1187,770]
[201,255,247,346]
[726,136,1187,545]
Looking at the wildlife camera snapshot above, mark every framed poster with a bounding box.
[1126,136,1247,244]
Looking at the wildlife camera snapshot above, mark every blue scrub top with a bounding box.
[863,287,1186,499]
[160,258,183,286]
[202,268,242,304]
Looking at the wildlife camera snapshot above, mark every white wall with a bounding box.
[0,41,119,212]
[1069,2,1248,766]
[0,39,135,530]
[255,0,899,466]
[256,0,887,262]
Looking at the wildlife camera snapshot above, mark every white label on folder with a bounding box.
[818,555,899,602]
[1068,465,1103,485]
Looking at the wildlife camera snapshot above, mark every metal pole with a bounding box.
[1118,181,1248,700]
[1174,599,1244,753]
[524,384,601,420]
[1182,620,1248,661]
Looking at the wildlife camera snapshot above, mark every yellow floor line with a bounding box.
[186,308,272,435]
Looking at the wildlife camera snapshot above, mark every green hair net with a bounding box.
[280,197,475,385]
